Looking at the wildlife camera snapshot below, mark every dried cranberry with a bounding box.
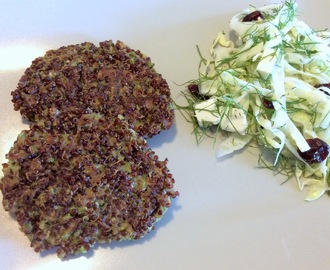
[187,83,210,100]
[314,83,330,89]
[242,11,264,22]
[297,138,330,164]
[262,98,274,109]
[188,84,199,96]
[314,83,330,96]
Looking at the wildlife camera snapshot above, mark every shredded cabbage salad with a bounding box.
[178,0,330,201]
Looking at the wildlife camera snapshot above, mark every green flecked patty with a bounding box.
[11,40,174,138]
[0,113,178,258]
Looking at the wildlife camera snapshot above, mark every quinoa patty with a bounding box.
[0,113,178,258]
[11,40,174,138]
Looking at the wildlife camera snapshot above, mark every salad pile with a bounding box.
[178,0,330,201]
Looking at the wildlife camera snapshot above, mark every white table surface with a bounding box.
[1,1,330,269]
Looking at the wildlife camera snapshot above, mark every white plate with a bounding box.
[1,1,330,269]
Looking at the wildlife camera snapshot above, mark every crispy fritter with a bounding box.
[0,113,178,258]
[11,40,174,138]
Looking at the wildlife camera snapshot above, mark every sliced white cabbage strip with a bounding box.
[191,0,330,200]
